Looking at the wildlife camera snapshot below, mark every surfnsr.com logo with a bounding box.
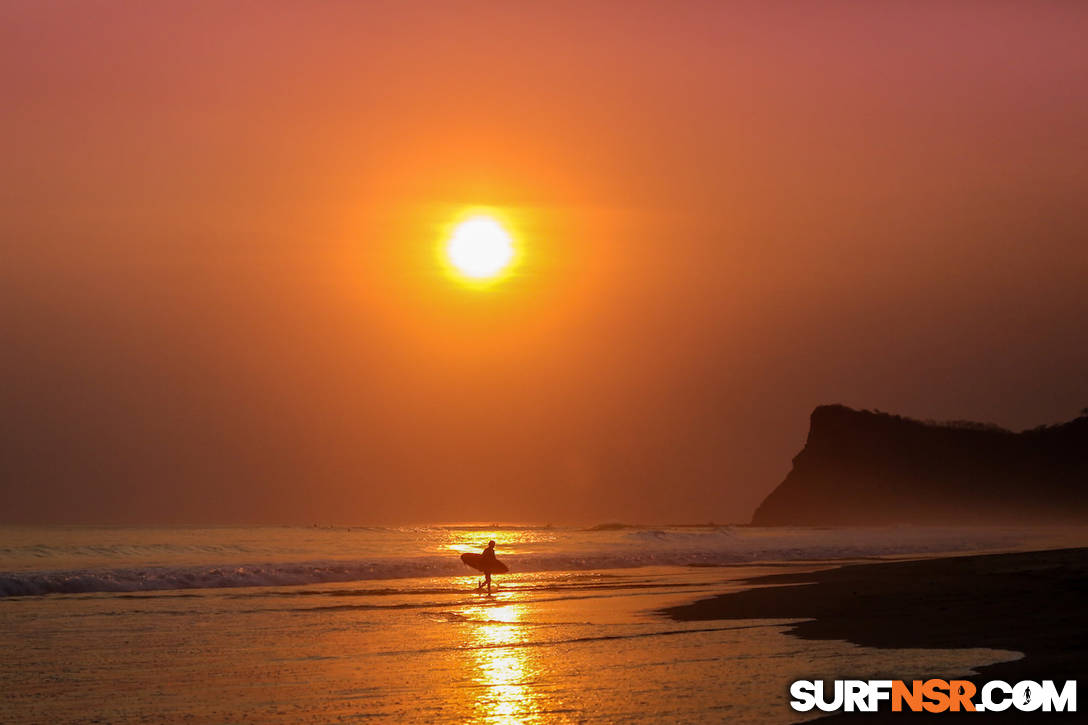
[790,679,1076,713]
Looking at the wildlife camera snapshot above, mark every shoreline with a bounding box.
[662,547,1087,705]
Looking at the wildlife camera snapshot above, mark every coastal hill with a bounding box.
[752,405,1088,525]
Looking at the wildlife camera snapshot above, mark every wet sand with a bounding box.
[663,547,1087,719]
[2,564,1021,724]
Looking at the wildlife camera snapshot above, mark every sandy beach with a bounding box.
[664,547,1087,720]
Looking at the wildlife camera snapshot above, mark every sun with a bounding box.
[445,215,515,281]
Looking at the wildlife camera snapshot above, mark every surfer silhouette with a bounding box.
[459,540,508,593]
[478,540,498,592]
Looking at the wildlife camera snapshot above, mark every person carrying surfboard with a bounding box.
[478,540,499,593]
[459,540,509,593]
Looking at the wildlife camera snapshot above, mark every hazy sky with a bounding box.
[3,1,1087,525]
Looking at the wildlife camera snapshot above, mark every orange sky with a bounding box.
[3,1,1087,524]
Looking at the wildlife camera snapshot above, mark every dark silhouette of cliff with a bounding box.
[752,405,1088,525]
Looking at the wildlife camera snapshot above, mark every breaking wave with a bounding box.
[0,524,1032,597]
[0,557,459,597]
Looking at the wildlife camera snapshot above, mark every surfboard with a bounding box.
[460,552,509,575]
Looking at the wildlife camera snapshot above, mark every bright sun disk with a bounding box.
[446,216,515,280]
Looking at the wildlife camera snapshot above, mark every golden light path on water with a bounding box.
[465,604,534,724]
[440,526,552,722]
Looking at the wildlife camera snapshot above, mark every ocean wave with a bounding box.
[0,557,466,597]
[624,528,735,542]
[438,524,557,531]
[0,555,655,596]
[0,543,261,559]
[0,529,1024,597]
[585,522,637,531]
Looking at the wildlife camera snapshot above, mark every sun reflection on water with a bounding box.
[438,525,558,557]
[463,603,541,724]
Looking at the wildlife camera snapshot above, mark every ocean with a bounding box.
[1,524,1079,723]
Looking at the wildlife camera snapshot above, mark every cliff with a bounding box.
[751,405,1088,525]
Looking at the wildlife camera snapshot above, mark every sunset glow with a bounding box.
[4,2,1088,723]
